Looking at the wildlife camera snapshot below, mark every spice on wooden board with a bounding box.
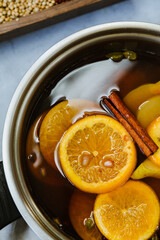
[0,0,123,40]
[0,0,70,24]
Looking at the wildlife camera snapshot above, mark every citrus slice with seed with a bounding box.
[69,190,102,240]
[94,180,160,240]
[39,99,103,168]
[59,115,137,193]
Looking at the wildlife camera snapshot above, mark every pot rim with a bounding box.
[2,21,160,240]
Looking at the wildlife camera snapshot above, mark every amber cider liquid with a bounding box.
[25,54,160,239]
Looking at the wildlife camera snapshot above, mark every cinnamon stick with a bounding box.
[109,92,158,154]
[102,91,158,157]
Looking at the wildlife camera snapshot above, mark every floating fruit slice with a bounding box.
[147,116,160,166]
[69,190,102,240]
[39,99,102,168]
[137,95,160,129]
[143,177,160,201]
[124,81,160,115]
[131,116,160,179]
[59,115,137,193]
[131,158,160,179]
[147,116,160,148]
[94,180,160,240]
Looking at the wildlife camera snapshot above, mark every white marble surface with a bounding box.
[1,0,160,239]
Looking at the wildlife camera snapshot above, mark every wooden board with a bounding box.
[0,0,123,41]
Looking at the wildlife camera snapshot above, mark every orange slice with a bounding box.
[59,115,137,193]
[39,99,103,168]
[69,190,102,240]
[143,177,160,201]
[147,116,160,166]
[94,180,160,240]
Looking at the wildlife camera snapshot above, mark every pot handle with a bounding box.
[0,161,21,229]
